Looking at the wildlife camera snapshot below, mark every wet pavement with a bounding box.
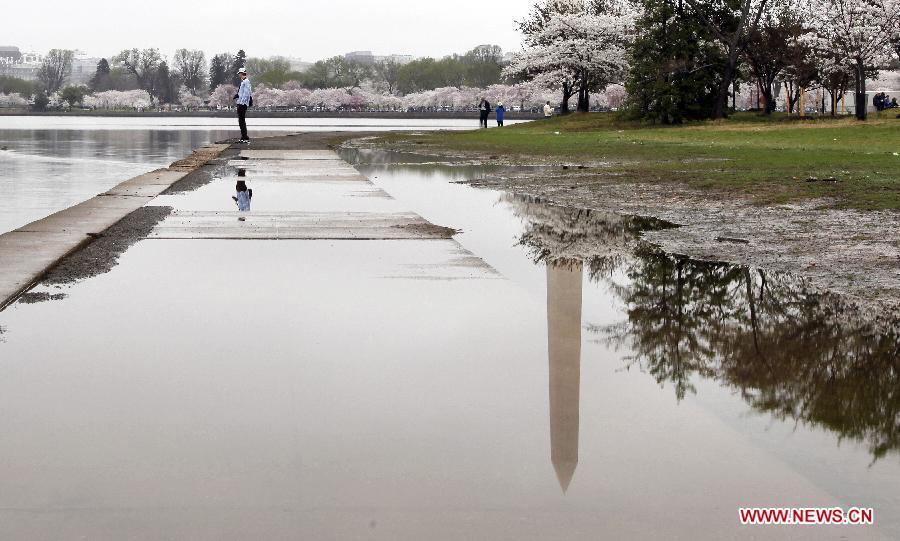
[0,117,518,236]
[0,137,898,540]
[0,146,228,309]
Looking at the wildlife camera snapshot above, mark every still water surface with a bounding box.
[342,149,900,537]
[0,116,513,234]
[0,128,897,539]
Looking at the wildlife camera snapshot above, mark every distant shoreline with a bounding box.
[0,109,544,120]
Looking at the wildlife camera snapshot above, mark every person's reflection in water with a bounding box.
[547,260,583,493]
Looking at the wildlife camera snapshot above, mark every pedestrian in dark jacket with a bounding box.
[479,99,491,128]
[496,102,506,127]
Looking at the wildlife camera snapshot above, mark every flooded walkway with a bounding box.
[150,149,456,241]
[0,135,897,540]
[0,145,228,309]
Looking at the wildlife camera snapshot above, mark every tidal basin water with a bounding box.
[0,139,897,539]
[0,116,520,235]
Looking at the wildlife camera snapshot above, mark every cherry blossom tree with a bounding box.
[208,84,238,109]
[507,0,636,113]
[505,49,579,113]
[0,93,29,107]
[83,90,152,109]
[252,85,286,108]
[284,88,312,108]
[177,86,204,109]
[804,0,900,119]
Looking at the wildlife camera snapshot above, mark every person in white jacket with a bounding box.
[544,101,553,118]
[234,68,252,143]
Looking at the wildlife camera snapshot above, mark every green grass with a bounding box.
[387,111,900,210]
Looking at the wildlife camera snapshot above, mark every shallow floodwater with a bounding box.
[0,116,519,235]
[0,147,898,540]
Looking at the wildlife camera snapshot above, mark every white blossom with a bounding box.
[0,93,28,107]
[178,86,205,108]
[82,90,152,109]
[208,84,238,109]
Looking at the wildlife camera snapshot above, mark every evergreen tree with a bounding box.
[625,0,725,123]
[155,61,176,104]
[32,92,50,111]
[209,53,230,91]
[230,50,247,86]
[89,58,112,92]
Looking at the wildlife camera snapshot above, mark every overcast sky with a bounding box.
[10,0,529,61]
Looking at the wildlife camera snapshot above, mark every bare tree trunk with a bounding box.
[712,51,739,119]
[758,79,775,115]
[561,82,573,114]
[577,86,590,112]
[855,61,867,121]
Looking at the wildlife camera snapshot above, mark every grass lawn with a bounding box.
[388,111,900,210]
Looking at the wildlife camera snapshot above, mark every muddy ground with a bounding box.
[346,136,900,323]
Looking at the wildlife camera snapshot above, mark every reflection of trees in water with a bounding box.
[510,195,900,460]
[594,250,900,460]
[506,194,674,280]
[338,148,501,180]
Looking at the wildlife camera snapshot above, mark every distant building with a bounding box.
[344,50,376,64]
[70,51,102,86]
[339,51,415,65]
[374,54,415,65]
[287,57,313,73]
[0,47,42,81]
[0,46,23,63]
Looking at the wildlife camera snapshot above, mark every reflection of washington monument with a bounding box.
[547,261,583,493]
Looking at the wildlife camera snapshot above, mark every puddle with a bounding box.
[0,146,897,539]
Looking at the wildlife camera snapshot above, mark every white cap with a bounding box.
[237,67,247,74]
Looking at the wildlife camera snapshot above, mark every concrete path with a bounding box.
[150,149,457,241]
[1,141,473,310]
[0,144,229,310]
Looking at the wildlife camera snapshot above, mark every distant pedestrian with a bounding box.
[232,179,253,221]
[479,98,491,128]
[233,67,252,144]
[496,102,506,127]
[544,101,553,117]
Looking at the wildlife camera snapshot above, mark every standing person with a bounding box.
[232,179,253,221]
[479,98,491,128]
[544,101,553,117]
[234,67,252,143]
[496,101,506,127]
